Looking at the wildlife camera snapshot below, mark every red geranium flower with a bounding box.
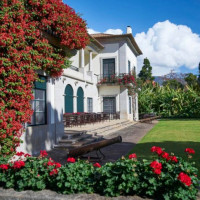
[13,160,25,169]
[185,148,195,154]
[150,160,162,175]
[55,162,62,168]
[161,152,169,160]
[0,164,9,170]
[151,146,163,156]
[129,153,137,159]
[67,157,76,163]
[93,162,101,168]
[40,150,48,157]
[177,172,192,186]
[170,156,178,163]
[49,169,58,176]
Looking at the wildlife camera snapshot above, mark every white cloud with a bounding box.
[87,28,123,35]
[104,29,123,35]
[87,28,100,34]
[135,20,200,76]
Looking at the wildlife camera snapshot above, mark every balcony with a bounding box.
[98,73,136,87]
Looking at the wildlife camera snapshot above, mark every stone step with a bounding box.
[63,130,86,140]
[87,120,134,135]
[86,120,129,133]
[59,134,92,144]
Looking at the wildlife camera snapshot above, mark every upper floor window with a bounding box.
[30,76,47,126]
[103,58,115,77]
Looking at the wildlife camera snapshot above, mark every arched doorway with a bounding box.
[77,87,84,112]
[65,84,73,113]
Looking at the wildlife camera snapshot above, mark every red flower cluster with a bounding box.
[129,153,137,159]
[0,0,89,156]
[67,157,76,163]
[0,164,9,170]
[49,168,58,176]
[13,160,25,169]
[185,148,195,154]
[177,172,192,186]
[93,163,101,168]
[150,161,162,175]
[151,146,163,155]
[40,150,48,157]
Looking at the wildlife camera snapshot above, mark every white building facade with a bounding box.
[19,27,142,155]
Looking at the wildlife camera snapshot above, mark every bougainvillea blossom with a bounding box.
[0,0,89,156]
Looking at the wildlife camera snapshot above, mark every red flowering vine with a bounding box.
[0,0,89,156]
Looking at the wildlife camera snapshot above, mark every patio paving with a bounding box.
[48,120,158,165]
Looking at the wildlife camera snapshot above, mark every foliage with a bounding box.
[138,58,154,82]
[0,149,199,200]
[184,73,198,88]
[0,0,89,156]
[163,79,184,89]
[138,82,200,118]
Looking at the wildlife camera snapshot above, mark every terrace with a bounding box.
[97,73,136,87]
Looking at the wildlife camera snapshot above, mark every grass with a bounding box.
[129,119,200,170]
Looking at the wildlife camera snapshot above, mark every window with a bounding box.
[30,76,46,125]
[128,60,131,74]
[129,96,132,114]
[87,98,93,113]
[103,97,116,113]
[103,58,115,78]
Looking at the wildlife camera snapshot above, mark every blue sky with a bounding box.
[64,0,200,76]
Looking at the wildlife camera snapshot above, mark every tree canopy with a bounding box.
[138,58,154,82]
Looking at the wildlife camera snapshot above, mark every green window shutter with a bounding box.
[77,87,84,112]
[65,85,74,113]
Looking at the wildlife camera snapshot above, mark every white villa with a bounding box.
[19,26,142,155]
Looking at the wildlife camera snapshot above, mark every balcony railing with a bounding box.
[98,73,136,87]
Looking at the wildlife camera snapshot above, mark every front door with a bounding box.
[103,58,115,78]
[103,97,116,113]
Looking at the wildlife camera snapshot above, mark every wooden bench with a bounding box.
[139,116,160,123]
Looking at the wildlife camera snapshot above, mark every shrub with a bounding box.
[0,148,199,200]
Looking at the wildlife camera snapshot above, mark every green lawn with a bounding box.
[129,119,200,170]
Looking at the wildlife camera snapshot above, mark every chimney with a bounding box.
[126,26,132,34]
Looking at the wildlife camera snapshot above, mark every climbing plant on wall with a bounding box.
[0,0,89,156]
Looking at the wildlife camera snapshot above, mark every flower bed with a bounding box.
[0,147,199,200]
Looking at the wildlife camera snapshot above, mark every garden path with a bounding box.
[48,121,158,165]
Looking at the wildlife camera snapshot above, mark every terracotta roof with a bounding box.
[91,33,142,55]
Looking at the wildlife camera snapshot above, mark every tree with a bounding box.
[163,79,184,90]
[184,73,198,88]
[0,0,89,156]
[138,58,154,82]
